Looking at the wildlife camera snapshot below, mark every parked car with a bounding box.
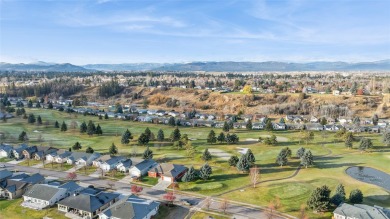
[0,164,6,168]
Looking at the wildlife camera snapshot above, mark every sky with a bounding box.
[0,0,389,64]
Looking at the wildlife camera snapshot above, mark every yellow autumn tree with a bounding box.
[242,85,253,94]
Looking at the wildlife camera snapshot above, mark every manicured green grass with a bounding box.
[0,157,12,162]
[18,159,42,166]
[76,165,97,175]
[2,108,390,218]
[0,199,67,219]
[138,176,159,186]
[43,163,73,171]
[191,211,229,219]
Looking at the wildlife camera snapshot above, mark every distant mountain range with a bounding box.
[1,60,390,72]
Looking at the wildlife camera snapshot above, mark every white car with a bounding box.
[0,164,6,168]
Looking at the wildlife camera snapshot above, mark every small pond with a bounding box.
[346,166,390,191]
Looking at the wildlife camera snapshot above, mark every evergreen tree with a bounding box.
[246,120,253,130]
[201,148,212,161]
[182,166,197,182]
[109,143,118,155]
[228,155,239,167]
[168,117,176,126]
[236,154,250,172]
[223,121,230,132]
[217,132,225,143]
[279,118,285,124]
[86,147,94,153]
[330,184,346,206]
[320,117,327,126]
[72,142,82,150]
[225,133,239,144]
[359,138,373,151]
[48,102,53,109]
[60,121,67,132]
[307,185,331,212]
[138,133,150,146]
[99,115,103,120]
[36,102,41,108]
[344,132,354,149]
[27,114,36,124]
[18,131,28,142]
[296,147,306,158]
[142,146,153,159]
[54,120,60,128]
[245,149,255,165]
[121,129,131,145]
[228,120,234,129]
[207,130,217,144]
[87,120,96,136]
[104,113,109,119]
[95,124,103,135]
[301,150,314,168]
[36,115,42,125]
[157,129,164,142]
[80,121,87,133]
[276,148,288,167]
[144,127,152,141]
[170,127,181,142]
[372,114,379,125]
[265,119,273,131]
[199,163,212,180]
[383,131,390,146]
[27,100,33,108]
[349,189,363,204]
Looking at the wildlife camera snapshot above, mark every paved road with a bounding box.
[1,162,291,219]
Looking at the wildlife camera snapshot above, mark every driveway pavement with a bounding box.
[152,179,171,190]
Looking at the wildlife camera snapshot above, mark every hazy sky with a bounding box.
[1,0,389,64]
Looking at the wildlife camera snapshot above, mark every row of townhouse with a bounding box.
[1,169,160,219]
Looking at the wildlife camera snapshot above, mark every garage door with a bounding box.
[163,176,172,182]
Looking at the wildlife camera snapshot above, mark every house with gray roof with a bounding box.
[116,158,143,173]
[148,163,187,183]
[58,190,120,219]
[333,203,390,219]
[55,151,73,163]
[100,156,126,171]
[12,144,29,159]
[22,184,69,209]
[0,172,43,200]
[129,159,157,178]
[66,152,101,166]
[33,147,58,160]
[0,169,12,182]
[0,144,13,158]
[98,195,160,219]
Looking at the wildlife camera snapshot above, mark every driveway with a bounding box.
[7,160,24,164]
[152,179,171,190]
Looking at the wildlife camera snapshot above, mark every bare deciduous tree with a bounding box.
[219,199,228,214]
[249,166,260,188]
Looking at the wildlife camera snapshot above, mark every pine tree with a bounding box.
[246,120,252,130]
[168,117,176,126]
[121,129,132,145]
[307,185,331,212]
[296,147,306,158]
[142,146,153,159]
[223,121,230,132]
[18,131,28,142]
[54,120,60,128]
[95,124,103,135]
[86,147,94,153]
[157,129,164,142]
[80,121,87,133]
[201,148,212,161]
[344,132,354,149]
[359,138,373,151]
[170,127,181,142]
[245,149,255,165]
[109,143,118,155]
[61,121,67,132]
[320,117,327,126]
[48,102,53,109]
[207,130,217,144]
[236,154,249,172]
[265,119,273,131]
[87,120,96,136]
[372,114,379,125]
[104,113,109,119]
[99,115,103,120]
[349,189,363,204]
[228,155,239,167]
[217,132,225,143]
[144,127,152,141]
[72,142,82,150]
[225,133,239,144]
[27,100,33,108]
[199,163,212,180]
[37,115,42,125]
[27,114,36,124]
[301,150,314,168]
[138,133,150,146]
[330,184,346,206]
[182,166,197,182]
[276,148,288,167]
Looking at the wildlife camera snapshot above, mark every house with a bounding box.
[33,147,58,161]
[100,156,126,171]
[57,189,120,219]
[148,163,187,182]
[0,173,44,200]
[0,169,13,182]
[310,116,319,123]
[233,122,247,129]
[333,203,390,219]
[12,144,29,159]
[339,117,352,125]
[253,114,267,123]
[45,149,67,162]
[273,123,286,130]
[22,146,39,159]
[252,122,265,130]
[306,123,324,131]
[66,152,101,166]
[0,144,13,158]
[129,159,157,178]
[324,124,343,131]
[99,195,160,219]
[285,115,303,123]
[116,158,143,173]
[22,184,69,209]
[93,155,112,168]
[55,151,72,163]
[332,90,341,95]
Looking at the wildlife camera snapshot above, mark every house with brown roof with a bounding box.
[148,163,187,183]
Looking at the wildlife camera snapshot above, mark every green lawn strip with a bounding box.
[0,199,67,219]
